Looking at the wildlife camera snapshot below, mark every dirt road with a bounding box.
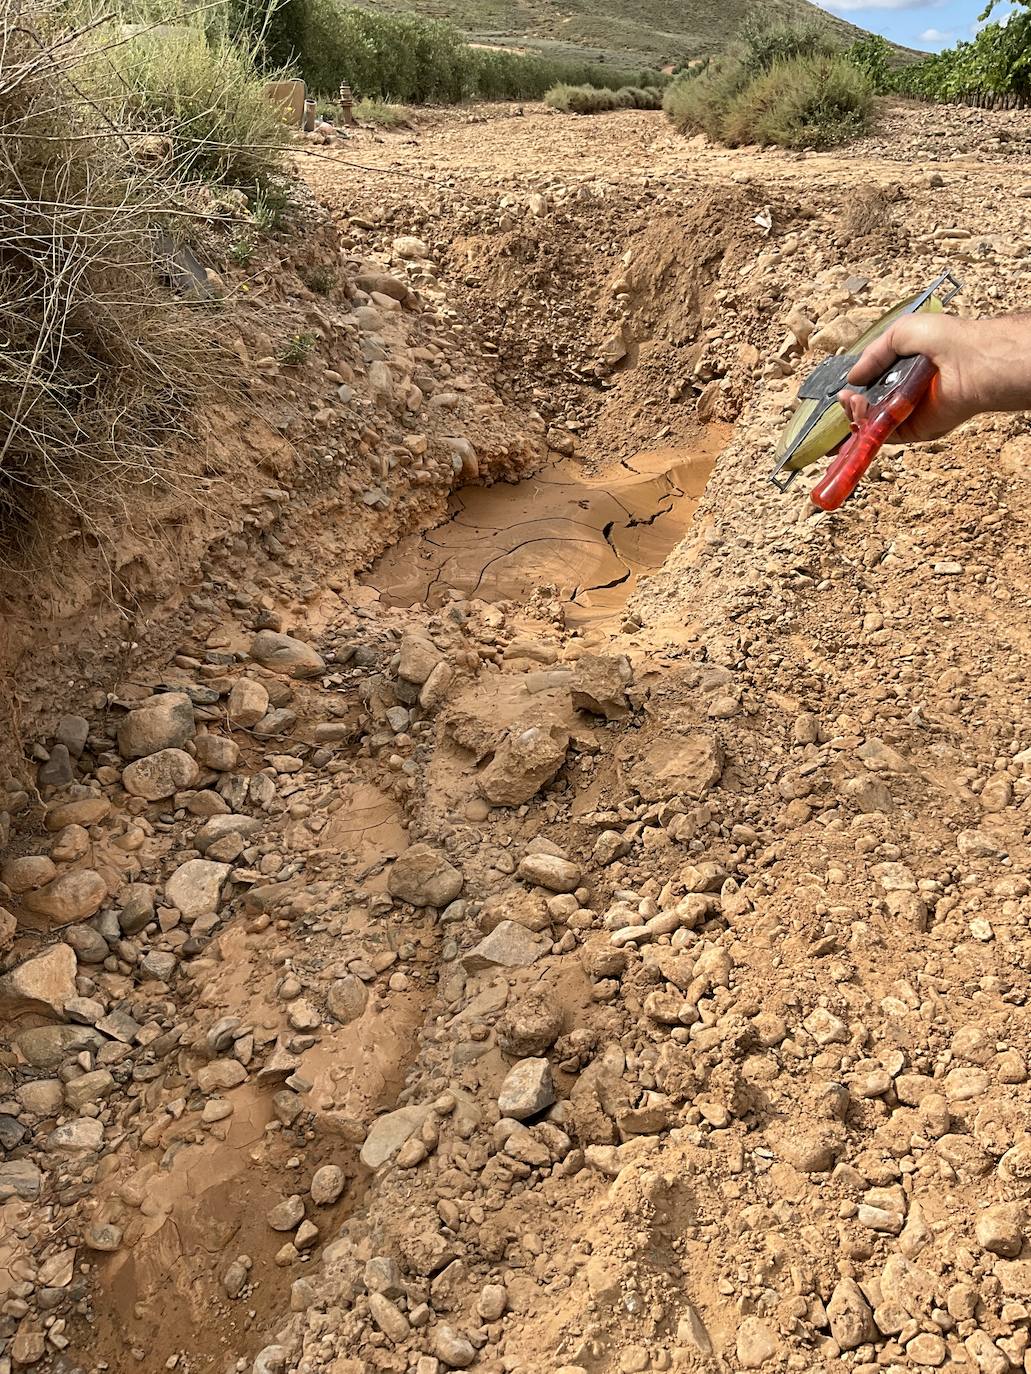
[4,102,1031,1374]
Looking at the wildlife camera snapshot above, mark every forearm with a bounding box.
[961,314,1031,415]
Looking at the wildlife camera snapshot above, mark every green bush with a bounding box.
[737,19,832,76]
[662,60,748,138]
[546,82,662,112]
[723,53,873,148]
[96,22,289,194]
[845,33,892,93]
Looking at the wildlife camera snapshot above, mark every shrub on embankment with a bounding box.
[545,83,663,113]
[0,2,287,558]
[663,25,874,150]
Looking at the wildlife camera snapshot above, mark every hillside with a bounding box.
[354,0,888,70]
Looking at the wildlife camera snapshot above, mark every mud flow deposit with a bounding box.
[3,99,1031,1374]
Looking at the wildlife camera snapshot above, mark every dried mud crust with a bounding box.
[3,101,1031,1374]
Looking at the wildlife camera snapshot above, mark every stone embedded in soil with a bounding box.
[122,747,199,800]
[827,1277,877,1349]
[228,677,270,727]
[38,743,74,787]
[398,633,444,685]
[195,814,262,854]
[368,1291,410,1344]
[250,630,326,678]
[118,883,156,934]
[48,1117,104,1154]
[117,691,195,760]
[84,1222,122,1253]
[569,652,633,719]
[193,733,239,771]
[976,1202,1026,1257]
[0,943,76,1017]
[310,1165,346,1206]
[479,725,569,806]
[24,869,107,923]
[630,730,724,801]
[517,852,581,893]
[360,1104,434,1169]
[197,1058,248,1093]
[0,1160,43,1201]
[388,844,463,908]
[497,1057,555,1119]
[165,858,232,920]
[56,714,89,758]
[44,797,110,831]
[434,1325,476,1369]
[267,1195,305,1231]
[15,1024,100,1069]
[462,921,548,972]
[498,990,563,1056]
[326,975,368,1024]
[736,1317,780,1368]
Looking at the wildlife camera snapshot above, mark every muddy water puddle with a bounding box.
[365,436,722,622]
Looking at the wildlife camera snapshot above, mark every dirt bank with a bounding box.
[2,101,1031,1374]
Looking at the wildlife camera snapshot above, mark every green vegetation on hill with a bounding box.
[344,0,894,72]
[892,6,1031,104]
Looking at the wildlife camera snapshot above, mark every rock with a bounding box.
[57,714,90,757]
[47,1118,104,1153]
[966,1331,1010,1374]
[165,859,232,919]
[480,725,569,806]
[388,845,463,908]
[907,1333,947,1366]
[326,975,367,1024]
[223,1258,249,1298]
[310,1165,345,1206]
[0,1160,43,1200]
[736,1318,780,1368]
[976,1202,1025,1257]
[462,921,548,972]
[17,1079,63,1114]
[827,1277,877,1349]
[45,796,110,831]
[1,855,57,893]
[420,661,454,711]
[250,630,325,678]
[228,678,270,727]
[631,731,724,801]
[195,815,262,854]
[478,1284,507,1320]
[434,1326,476,1369]
[497,1058,554,1119]
[198,1059,248,1093]
[66,1070,115,1110]
[140,950,178,983]
[498,991,563,1056]
[360,1104,434,1169]
[369,1291,410,1344]
[0,905,14,952]
[193,734,239,771]
[118,883,156,934]
[39,743,74,787]
[122,748,199,800]
[11,1327,46,1366]
[394,235,428,260]
[15,1024,100,1069]
[83,1222,123,1255]
[24,869,107,923]
[570,653,633,719]
[118,691,194,759]
[398,633,443,685]
[365,1256,405,1297]
[267,1195,305,1231]
[517,852,581,892]
[0,943,76,1016]
[64,924,109,964]
[50,823,89,862]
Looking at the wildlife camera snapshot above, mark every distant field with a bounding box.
[351,0,891,69]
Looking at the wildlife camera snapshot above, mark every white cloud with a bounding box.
[919,25,955,39]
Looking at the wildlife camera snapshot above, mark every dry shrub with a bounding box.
[0,3,232,562]
[722,53,873,149]
[544,83,662,113]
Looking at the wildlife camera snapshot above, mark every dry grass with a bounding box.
[0,3,250,564]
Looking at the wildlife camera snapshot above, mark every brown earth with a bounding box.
[3,99,1031,1374]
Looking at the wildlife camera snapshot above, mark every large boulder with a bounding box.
[630,730,724,802]
[570,653,633,720]
[250,631,325,679]
[118,692,195,760]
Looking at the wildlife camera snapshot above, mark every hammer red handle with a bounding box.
[811,355,938,512]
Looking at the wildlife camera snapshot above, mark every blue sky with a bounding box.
[812,0,1016,51]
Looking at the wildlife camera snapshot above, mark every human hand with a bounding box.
[841,314,995,442]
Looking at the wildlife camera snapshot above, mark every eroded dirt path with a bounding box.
[3,101,1031,1374]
